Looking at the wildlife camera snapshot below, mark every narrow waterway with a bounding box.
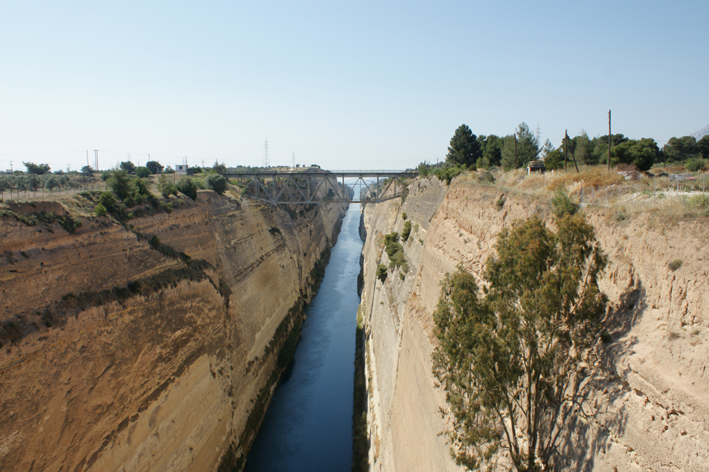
[244,205,364,472]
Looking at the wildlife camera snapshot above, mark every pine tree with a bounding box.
[447,124,482,168]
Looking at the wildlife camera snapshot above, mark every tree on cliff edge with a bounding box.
[433,213,608,471]
[447,124,482,168]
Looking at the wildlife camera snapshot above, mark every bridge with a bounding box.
[223,170,418,205]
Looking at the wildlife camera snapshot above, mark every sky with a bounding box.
[1,0,707,172]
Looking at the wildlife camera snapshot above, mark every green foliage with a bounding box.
[551,187,578,217]
[206,174,228,194]
[543,149,564,170]
[24,162,50,175]
[418,162,430,177]
[158,176,178,198]
[664,136,697,162]
[98,192,117,211]
[146,161,163,175]
[164,166,175,174]
[81,165,93,176]
[433,214,607,471]
[496,196,506,210]
[213,162,228,174]
[401,221,412,242]
[95,203,108,216]
[478,135,503,168]
[108,170,131,200]
[447,124,481,168]
[177,177,198,200]
[376,264,388,283]
[685,157,707,172]
[501,123,539,170]
[687,194,709,209]
[120,161,136,173]
[435,165,463,185]
[402,212,407,220]
[612,138,659,171]
[135,166,151,178]
[668,259,682,271]
[384,232,408,271]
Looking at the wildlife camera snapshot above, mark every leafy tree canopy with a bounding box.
[433,214,608,471]
[146,161,164,175]
[612,138,658,171]
[500,123,539,170]
[24,162,50,175]
[120,161,136,173]
[135,166,151,178]
[447,124,482,168]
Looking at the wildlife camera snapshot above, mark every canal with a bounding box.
[244,205,364,472]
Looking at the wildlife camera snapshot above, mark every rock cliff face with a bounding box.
[0,191,345,472]
[359,177,709,471]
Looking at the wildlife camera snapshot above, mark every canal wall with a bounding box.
[0,189,346,471]
[359,174,709,471]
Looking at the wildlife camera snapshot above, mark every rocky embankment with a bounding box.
[0,191,345,471]
[359,176,709,471]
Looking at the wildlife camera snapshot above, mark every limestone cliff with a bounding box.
[359,176,709,471]
[0,190,346,472]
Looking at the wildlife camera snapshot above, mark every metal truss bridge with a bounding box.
[223,170,418,205]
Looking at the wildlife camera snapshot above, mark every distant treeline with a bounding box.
[443,123,709,172]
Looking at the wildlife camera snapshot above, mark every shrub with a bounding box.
[108,170,131,200]
[551,187,578,217]
[418,163,430,178]
[207,174,228,195]
[401,221,412,242]
[99,191,117,211]
[402,212,407,220]
[160,181,178,199]
[135,166,151,178]
[687,194,709,209]
[177,178,198,200]
[685,158,707,172]
[496,196,506,210]
[376,264,388,283]
[95,203,108,216]
[668,259,682,271]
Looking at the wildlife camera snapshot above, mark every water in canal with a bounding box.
[244,205,364,472]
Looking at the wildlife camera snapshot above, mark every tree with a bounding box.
[146,161,164,175]
[135,166,151,178]
[664,136,697,162]
[477,135,503,169]
[612,138,658,171]
[694,135,709,159]
[213,162,228,174]
[433,214,608,471]
[120,161,136,173]
[177,177,198,200]
[206,174,228,194]
[447,124,482,168]
[81,165,93,177]
[500,123,539,170]
[44,176,60,194]
[24,162,50,192]
[591,134,628,165]
[108,170,131,200]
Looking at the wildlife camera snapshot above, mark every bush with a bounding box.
[434,165,463,185]
[99,191,117,211]
[177,178,198,200]
[401,221,412,242]
[135,166,151,178]
[418,163,430,178]
[207,174,228,195]
[95,203,108,216]
[668,259,682,271]
[402,212,407,220]
[551,187,578,217]
[376,264,388,283]
[687,194,709,209]
[108,170,131,200]
[685,158,707,172]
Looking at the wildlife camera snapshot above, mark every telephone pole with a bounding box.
[608,110,612,171]
[95,150,99,171]
[514,134,518,169]
[564,131,568,171]
[292,152,295,169]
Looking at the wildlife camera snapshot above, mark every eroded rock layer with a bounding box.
[0,191,345,472]
[359,177,709,471]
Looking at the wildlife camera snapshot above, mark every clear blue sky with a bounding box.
[1,0,707,171]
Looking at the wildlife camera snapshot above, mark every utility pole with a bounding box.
[9,161,12,173]
[608,110,612,171]
[263,139,269,168]
[514,134,518,169]
[564,131,568,171]
[292,152,295,169]
[95,149,99,171]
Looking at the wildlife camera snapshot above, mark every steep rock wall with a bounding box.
[359,177,709,471]
[0,191,345,472]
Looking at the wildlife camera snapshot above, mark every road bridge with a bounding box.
[223,170,418,205]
